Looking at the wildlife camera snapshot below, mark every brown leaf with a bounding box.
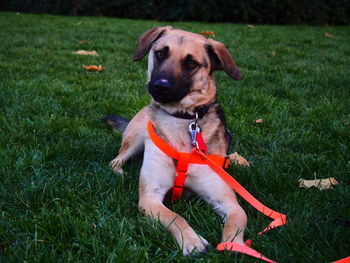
[323,32,334,38]
[255,119,264,124]
[199,31,215,37]
[74,50,98,56]
[82,64,104,72]
[299,177,339,190]
[247,24,255,29]
[79,40,92,44]
[271,51,277,56]
[229,152,250,166]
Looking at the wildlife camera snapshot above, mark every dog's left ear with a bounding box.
[206,39,241,80]
[133,26,173,61]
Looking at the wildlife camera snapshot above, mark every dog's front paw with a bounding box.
[110,157,124,175]
[182,235,209,256]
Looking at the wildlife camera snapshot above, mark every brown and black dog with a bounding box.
[105,26,248,255]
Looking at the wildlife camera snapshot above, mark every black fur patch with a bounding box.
[103,115,130,133]
[215,104,232,153]
[205,44,222,71]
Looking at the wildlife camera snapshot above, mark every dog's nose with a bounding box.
[154,79,171,90]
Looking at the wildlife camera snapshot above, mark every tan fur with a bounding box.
[111,27,246,255]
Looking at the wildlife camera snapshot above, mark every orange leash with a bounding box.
[192,148,286,262]
[193,148,287,236]
[332,257,350,263]
[217,242,276,263]
[147,121,286,262]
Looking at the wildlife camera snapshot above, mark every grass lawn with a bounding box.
[0,12,349,262]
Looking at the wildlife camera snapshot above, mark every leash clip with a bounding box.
[188,121,200,149]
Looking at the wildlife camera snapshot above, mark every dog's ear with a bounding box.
[206,39,241,80]
[133,26,173,61]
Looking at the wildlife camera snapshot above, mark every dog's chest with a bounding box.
[157,117,192,152]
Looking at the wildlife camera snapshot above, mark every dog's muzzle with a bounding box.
[148,78,188,103]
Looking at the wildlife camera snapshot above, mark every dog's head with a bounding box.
[133,26,240,109]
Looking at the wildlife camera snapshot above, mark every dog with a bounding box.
[105,26,248,256]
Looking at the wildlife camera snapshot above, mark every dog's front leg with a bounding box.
[138,192,209,255]
[110,107,149,174]
[188,166,247,244]
[138,143,209,255]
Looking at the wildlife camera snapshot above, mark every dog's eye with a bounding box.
[156,50,166,59]
[187,60,197,69]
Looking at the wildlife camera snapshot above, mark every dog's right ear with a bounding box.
[133,26,173,61]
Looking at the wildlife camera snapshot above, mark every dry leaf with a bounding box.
[82,64,104,72]
[255,119,264,124]
[247,24,255,29]
[323,32,334,38]
[271,51,277,56]
[79,40,92,44]
[229,152,250,166]
[299,177,339,190]
[199,31,215,37]
[74,50,98,56]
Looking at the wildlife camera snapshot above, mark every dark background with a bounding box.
[1,0,350,25]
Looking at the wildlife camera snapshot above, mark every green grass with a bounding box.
[0,12,349,263]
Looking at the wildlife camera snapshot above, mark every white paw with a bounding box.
[110,158,124,175]
[182,235,209,256]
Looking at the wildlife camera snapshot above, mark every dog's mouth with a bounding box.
[150,92,173,103]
